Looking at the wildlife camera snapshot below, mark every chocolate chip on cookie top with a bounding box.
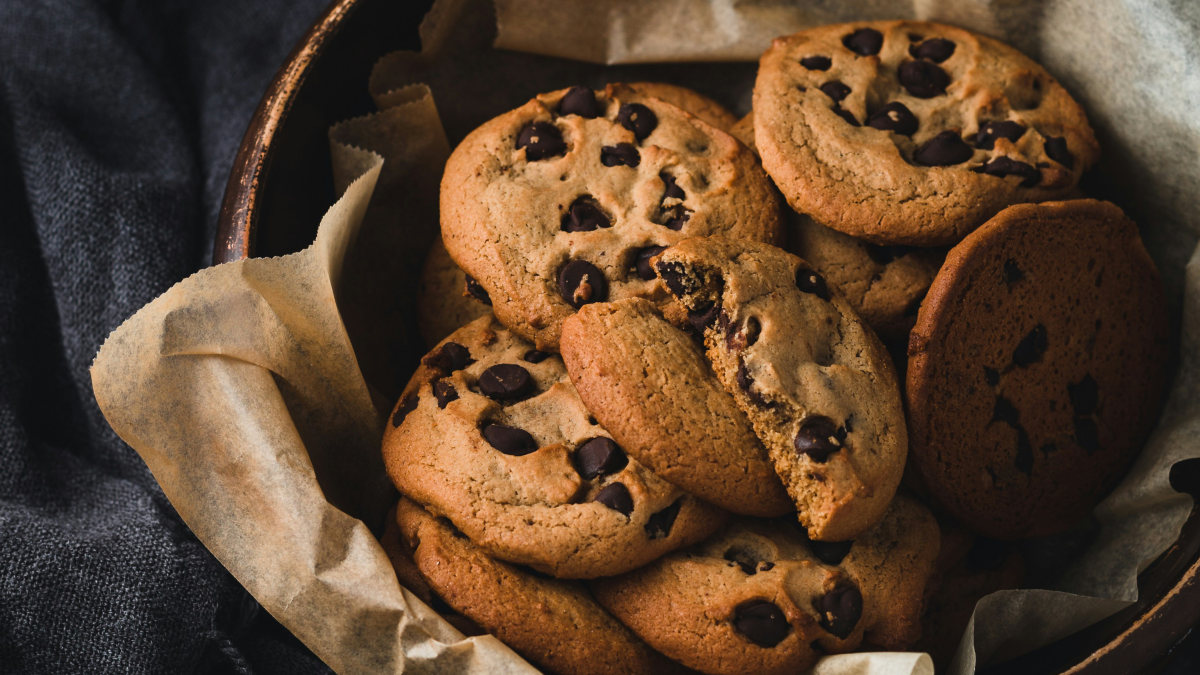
[654,237,907,541]
[590,496,940,675]
[754,21,1099,246]
[440,83,783,350]
[907,200,1169,539]
[382,315,725,579]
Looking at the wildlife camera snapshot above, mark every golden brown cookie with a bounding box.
[907,199,1169,539]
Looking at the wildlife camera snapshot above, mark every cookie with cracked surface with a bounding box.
[907,199,1169,539]
[561,297,792,517]
[416,237,492,347]
[383,315,724,578]
[440,82,783,349]
[654,237,906,540]
[591,495,939,675]
[393,497,688,675]
[754,21,1099,246]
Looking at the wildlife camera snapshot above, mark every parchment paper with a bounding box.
[91,0,1200,672]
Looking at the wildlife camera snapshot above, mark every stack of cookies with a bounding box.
[384,20,1170,674]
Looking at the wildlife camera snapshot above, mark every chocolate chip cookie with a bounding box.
[561,297,792,517]
[654,237,907,541]
[440,83,783,349]
[392,497,687,675]
[591,496,939,675]
[907,199,1169,539]
[754,21,1099,246]
[382,315,724,578]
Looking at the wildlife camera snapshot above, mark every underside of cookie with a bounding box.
[653,236,907,540]
[754,20,1099,246]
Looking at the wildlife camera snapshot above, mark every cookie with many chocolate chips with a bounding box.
[561,297,792,516]
[591,496,939,675]
[754,21,1099,246]
[907,199,1169,539]
[440,83,783,350]
[391,498,688,675]
[382,315,724,578]
[655,237,907,541]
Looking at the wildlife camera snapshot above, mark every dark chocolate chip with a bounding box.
[909,37,956,62]
[724,547,763,575]
[516,121,566,160]
[966,537,1008,571]
[561,196,612,232]
[795,416,844,462]
[661,172,686,200]
[464,275,492,305]
[482,423,537,455]
[744,317,761,347]
[914,130,973,166]
[432,379,458,408]
[733,599,791,647]
[1014,427,1034,475]
[391,395,418,427]
[1068,375,1099,416]
[992,395,1020,426]
[1044,136,1075,169]
[815,582,862,639]
[522,349,550,364]
[617,103,657,141]
[831,105,860,126]
[819,80,851,102]
[864,243,916,265]
[976,157,1041,187]
[898,60,950,98]
[634,246,668,281]
[801,55,832,70]
[810,539,853,566]
[984,366,1000,386]
[594,482,634,516]
[736,360,771,407]
[1003,259,1024,287]
[759,562,775,572]
[974,121,1026,150]
[662,207,691,231]
[574,437,628,480]
[600,143,641,167]
[478,364,535,401]
[557,259,609,308]
[866,102,918,136]
[688,301,721,332]
[423,342,474,373]
[558,85,602,118]
[1074,417,1100,454]
[795,267,831,300]
[1012,324,1048,367]
[655,261,696,296]
[842,28,883,56]
[645,499,682,539]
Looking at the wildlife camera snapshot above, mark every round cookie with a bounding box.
[382,315,724,578]
[561,297,792,517]
[754,21,1099,246]
[440,83,783,349]
[654,237,907,541]
[416,237,492,347]
[591,496,939,675]
[392,497,688,675]
[907,199,1169,539]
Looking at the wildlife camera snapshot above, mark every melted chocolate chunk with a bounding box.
[574,437,628,479]
[866,102,918,136]
[794,416,844,462]
[815,582,862,639]
[736,360,771,407]
[974,121,1026,150]
[617,103,657,141]
[992,395,1020,426]
[655,261,697,296]
[594,482,634,516]
[909,37,956,62]
[600,143,640,167]
[557,259,609,308]
[522,349,550,364]
[688,300,721,331]
[478,364,535,401]
[743,316,761,347]
[809,539,853,566]
[661,172,686,200]
[724,546,764,575]
[1044,136,1075,169]
[391,395,417,427]
[1003,259,1024,287]
[819,80,851,102]
[1068,375,1099,416]
[482,423,537,455]
[423,342,474,373]
[561,196,612,232]
[898,60,950,98]
[842,28,883,56]
[831,105,860,126]
[1012,324,1048,367]
[795,266,831,300]
[914,131,973,166]
[464,275,492,305]
[516,121,566,160]
[976,156,1040,187]
[733,599,791,647]
[662,207,691,231]
[432,379,458,408]
[558,85,602,118]
[645,499,682,539]
[801,55,832,70]
[633,245,668,281]
[1074,417,1100,454]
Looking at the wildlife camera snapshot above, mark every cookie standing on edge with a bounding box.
[907,199,1169,539]
[441,83,783,350]
[654,237,907,541]
[382,315,724,578]
[754,21,1099,246]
